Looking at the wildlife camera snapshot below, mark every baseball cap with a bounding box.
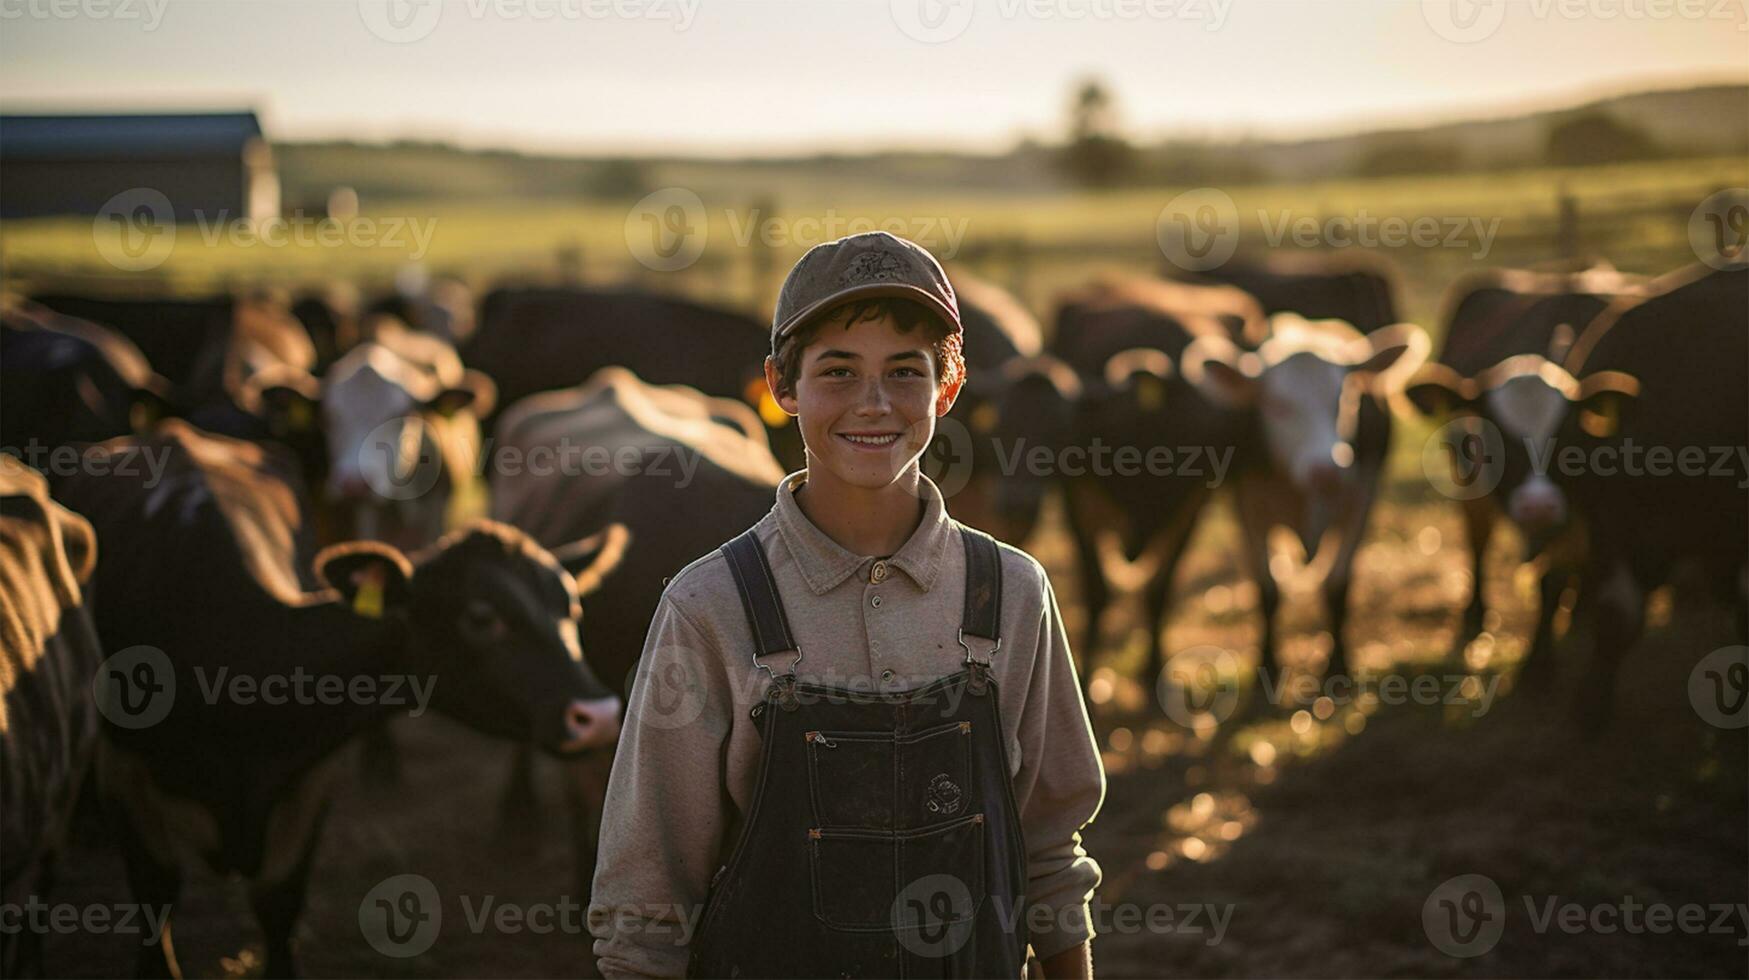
[770,231,961,351]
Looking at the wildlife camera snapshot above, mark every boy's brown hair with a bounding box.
[769,297,966,399]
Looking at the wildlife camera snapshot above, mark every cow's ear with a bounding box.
[1574,370,1639,438]
[1405,363,1478,416]
[1352,323,1431,394]
[241,365,323,437]
[429,369,497,418]
[128,385,178,432]
[551,522,632,597]
[316,542,413,619]
[1181,335,1257,408]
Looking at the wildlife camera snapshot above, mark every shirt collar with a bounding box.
[773,469,955,595]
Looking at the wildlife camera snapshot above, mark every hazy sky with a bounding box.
[2,0,1744,155]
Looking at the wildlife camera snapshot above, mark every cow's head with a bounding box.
[320,340,496,549]
[315,520,630,753]
[1185,315,1428,543]
[1408,355,1639,539]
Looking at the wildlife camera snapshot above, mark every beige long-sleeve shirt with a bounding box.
[587,470,1106,977]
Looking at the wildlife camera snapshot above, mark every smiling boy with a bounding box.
[588,232,1105,978]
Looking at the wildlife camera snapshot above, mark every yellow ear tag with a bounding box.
[971,402,998,434]
[1136,375,1164,412]
[352,568,385,619]
[288,398,313,431]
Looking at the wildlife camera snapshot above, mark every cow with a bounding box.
[922,273,1048,544]
[1411,262,1649,660]
[1168,250,1401,334]
[49,420,627,978]
[1,297,171,457]
[1406,262,1748,727]
[464,286,799,466]
[0,457,103,978]
[488,367,782,888]
[1184,313,1429,685]
[1044,277,1265,697]
[318,319,496,552]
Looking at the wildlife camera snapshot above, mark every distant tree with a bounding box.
[1545,112,1662,167]
[585,158,650,199]
[1352,137,1465,177]
[1059,78,1134,188]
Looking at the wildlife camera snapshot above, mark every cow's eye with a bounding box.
[460,600,507,643]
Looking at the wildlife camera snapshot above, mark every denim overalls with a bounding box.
[686,523,1030,979]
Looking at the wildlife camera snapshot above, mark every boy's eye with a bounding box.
[891,367,924,378]
[822,366,854,378]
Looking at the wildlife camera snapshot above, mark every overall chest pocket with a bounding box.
[805,720,976,831]
[808,813,986,933]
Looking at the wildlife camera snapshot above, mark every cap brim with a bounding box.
[773,282,961,345]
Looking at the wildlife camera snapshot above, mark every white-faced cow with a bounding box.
[1184,313,1429,682]
[1407,262,1747,727]
[1045,276,1265,695]
[48,421,625,978]
[1411,261,1649,660]
[0,457,103,978]
[319,319,496,551]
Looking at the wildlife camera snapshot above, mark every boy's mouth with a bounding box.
[836,431,901,451]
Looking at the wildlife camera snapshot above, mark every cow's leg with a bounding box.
[1578,558,1644,732]
[111,804,183,979]
[1519,567,1570,692]
[1140,498,1205,688]
[1234,481,1280,684]
[1453,494,1497,659]
[250,821,324,980]
[1063,481,1110,697]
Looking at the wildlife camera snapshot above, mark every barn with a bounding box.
[0,110,279,222]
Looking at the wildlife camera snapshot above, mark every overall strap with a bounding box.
[720,528,802,679]
[957,524,1003,668]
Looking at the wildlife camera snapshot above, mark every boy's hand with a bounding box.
[1038,941,1092,979]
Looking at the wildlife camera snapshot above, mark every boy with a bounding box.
[588,232,1105,978]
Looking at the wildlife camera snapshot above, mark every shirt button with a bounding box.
[870,595,883,608]
[881,669,895,682]
[870,561,888,584]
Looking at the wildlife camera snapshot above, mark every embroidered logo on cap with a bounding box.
[840,249,907,286]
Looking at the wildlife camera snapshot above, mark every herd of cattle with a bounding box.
[1,250,1743,975]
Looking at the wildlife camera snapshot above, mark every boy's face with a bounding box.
[765,311,962,490]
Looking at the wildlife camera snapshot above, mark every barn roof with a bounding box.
[0,112,264,160]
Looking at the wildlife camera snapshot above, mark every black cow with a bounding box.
[1169,250,1400,334]
[1411,262,1649,660]
[1409,262,1748,726]
[50,421,627,977]
[1044,277,1264,697]
[464,286,797,466]
[1,298,170,457]
[0,457,103,978]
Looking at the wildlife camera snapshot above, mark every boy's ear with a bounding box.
[763,355,800,418]
[935,368,964,417]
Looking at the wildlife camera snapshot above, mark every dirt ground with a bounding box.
[38,479,1749,978]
